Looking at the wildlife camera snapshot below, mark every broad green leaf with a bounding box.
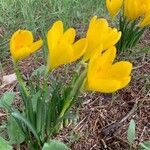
[139,141,150,150]
[31,65,46,77]
[0,92,15,109]
[0,136,12,150]
[11,111,40,143]
[42,140,69,150]
[7,116,25,144]
[127,119,136,145]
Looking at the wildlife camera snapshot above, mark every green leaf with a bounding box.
[36,95,43,134]
[11,111,40,144]
[139,141,150,150]
[7,116,25,144]
[0,136,13,150]
[42,140,69,150]
[127,119,136,145]
[31,65,46,77]
[31,91,41,112]
[0,92,15,109]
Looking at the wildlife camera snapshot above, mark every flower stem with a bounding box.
[13,62,29,97]
[59,68,87,118]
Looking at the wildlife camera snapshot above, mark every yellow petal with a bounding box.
[47,20,63,50]
[87,17,109,44]
[103,28,121,49]
[87,45,103,80]
[84,17,109,61]
[106,0,123,17]
[10,30,33,51]
[87,17,109,39]
[49,39,87,70]
[88,16,97,28]
[72,38,87,61]
[63,28,76,44]
[124,0,135,20]
[87,46,116,85]
[11,47,31,61]
[29,39,43,53]
[98,46,116,68]
[49,42,73,69]
[110,61,132,88]
[86,78,121,93]
[119,76,131,88]
[110,61,132,78]
[124,0,146,20]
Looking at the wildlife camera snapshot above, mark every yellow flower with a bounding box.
[83,16,121,61]
[106,0,123,17]
[145,0,150,10]
[47,20,87,70]
[10,30,43,62]
[139,1,150,27]
[85,46,132,93]
[124,0,146,21]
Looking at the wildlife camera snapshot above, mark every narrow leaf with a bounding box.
[31,91,41,112]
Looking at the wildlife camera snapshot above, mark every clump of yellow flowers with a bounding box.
[10,16,132,93]
[8,16,132,149]
[106,0,150,51]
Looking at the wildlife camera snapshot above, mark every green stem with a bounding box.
[13,62,35,134]
[13,62,29,97]
[59,69,87,118]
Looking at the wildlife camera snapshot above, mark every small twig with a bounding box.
[133,63,148,70]
[90,144,97,150]
[0,112,7,117]
[73,116,87,131]
[114,134,130,146]
[120,100,138,123]
[139,126,147,143]
[114,135,136,149]
[100,139,108,149]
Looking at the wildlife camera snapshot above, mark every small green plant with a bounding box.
[127,119,150,150]
[106,0,150,52]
